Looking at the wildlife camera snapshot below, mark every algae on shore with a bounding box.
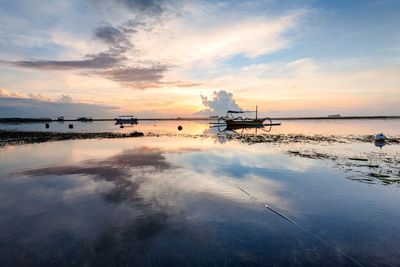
[0,130,144,147]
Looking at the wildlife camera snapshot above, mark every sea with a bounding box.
[0,119,399,266]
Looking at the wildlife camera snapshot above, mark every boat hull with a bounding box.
[225,118,266,127]
[115,118,138,125]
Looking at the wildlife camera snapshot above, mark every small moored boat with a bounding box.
[374,133,387,141]
[114,115,138,126]
[218,106,273,127]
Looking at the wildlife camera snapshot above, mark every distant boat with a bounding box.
[114,115,138,125]
[77,117,93,122]
[57,116,64,121]
[328,114,341,118]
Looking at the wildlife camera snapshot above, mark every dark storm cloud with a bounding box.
[2,53,124,70]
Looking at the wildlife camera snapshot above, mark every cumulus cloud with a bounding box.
[0,88,25,98]
[196,90,241,116]
[57,94,74,103]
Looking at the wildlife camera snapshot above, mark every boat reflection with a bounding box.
[374,140,386,148]
[211,123,278,135]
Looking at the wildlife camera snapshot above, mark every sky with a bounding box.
[0,0,399,118]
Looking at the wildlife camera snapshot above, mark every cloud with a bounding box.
[94,65,167,82]
[57,94,74,103]
[93,23,135,55]
[0,18,176,89]
[0,90,117,118]
[0,88,25,98]
[95,0,171,16]
[196,90,241,116]
[129,8,306,68]
[117,0,165,15]
[2,53,124,70]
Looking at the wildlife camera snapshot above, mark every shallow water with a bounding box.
[1,135,400,266]
[1,118,399,136]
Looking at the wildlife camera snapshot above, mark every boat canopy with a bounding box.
[227,110,256,114]
[227,110,244,114]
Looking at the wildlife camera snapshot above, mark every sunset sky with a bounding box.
[0,0,399,117]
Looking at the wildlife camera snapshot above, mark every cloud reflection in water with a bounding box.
[2,139,398,266]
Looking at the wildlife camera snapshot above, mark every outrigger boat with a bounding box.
[114,115,138,128]
[217,106,278,126]
[210,106,281,133]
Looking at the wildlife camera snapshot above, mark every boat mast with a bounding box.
[256,105,258,119]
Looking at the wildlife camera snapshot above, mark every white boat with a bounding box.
[114,115,138,125]
[375,133,386,141]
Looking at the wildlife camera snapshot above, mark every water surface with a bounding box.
[1,135,400,266]
[1,119,399,136]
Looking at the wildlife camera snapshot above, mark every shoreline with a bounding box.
[1,129,399,147]
[0,115,399,124]
[0,130,144,147]
[1,130,399,185]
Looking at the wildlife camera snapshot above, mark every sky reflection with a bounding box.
[1,137,400,266]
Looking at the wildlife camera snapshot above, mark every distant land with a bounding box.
[0,116,399,123]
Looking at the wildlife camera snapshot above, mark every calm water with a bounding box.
[1,118,399,136]
[1,121,400,266]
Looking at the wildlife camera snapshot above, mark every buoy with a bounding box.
[178,125,183,131]
[45,123,49,129]
[69,124,73,129]
[375,133,386,141]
